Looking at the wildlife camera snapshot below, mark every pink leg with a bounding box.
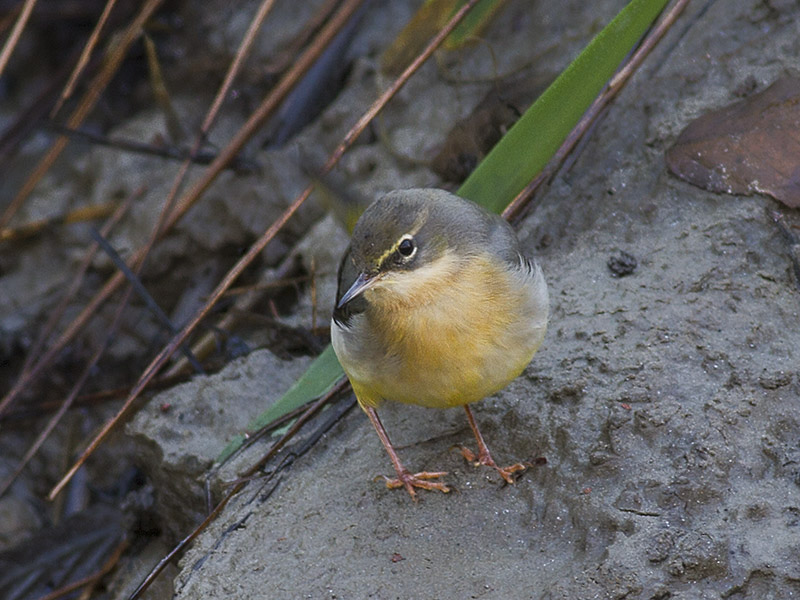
[459,405,526,484]
[364,406,450,499]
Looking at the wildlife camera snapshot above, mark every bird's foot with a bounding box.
[380,469,450,499]
[458,445,526,485]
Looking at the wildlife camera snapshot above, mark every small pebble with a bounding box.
[608,251,638,277]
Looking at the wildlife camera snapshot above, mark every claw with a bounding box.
[457,444,527,484]
[380,470,450,499]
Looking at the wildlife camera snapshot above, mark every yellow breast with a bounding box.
[332,251,548,409]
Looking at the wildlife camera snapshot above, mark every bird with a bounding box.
[331,188,549,499]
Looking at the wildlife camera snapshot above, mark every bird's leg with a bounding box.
[459,405,526,484]
[363,406,450,499]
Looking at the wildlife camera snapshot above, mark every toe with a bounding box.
[496,462,527,484]
[382,471,451,497]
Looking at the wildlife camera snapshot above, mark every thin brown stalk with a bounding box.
[136,0,278,245]
[33,537,128,600]
[128,379,349,600]
[0,373,188,423]
[20,189,138,376]
[0,0,164,231]
[199,0,278,136]
[50,0,120,117]
[145,0,278,241]
[165,250,301,378]
[0,269,124,417]
[0,0,37,79]
[126,0,277,250]
[0,264,141,499]
[263,0,340,75]
[49,0,483,501]
[161,0,367,231]
[502,0,690,222]
[0,8,21,37]
[318,0,485,170]
[143,33,184,141]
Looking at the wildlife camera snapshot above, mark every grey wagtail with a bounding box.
[331,188,549,499]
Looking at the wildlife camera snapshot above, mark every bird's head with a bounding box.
[336,189,490,309]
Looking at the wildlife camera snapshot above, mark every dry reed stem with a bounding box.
[128,379,350,600]
[199,0,278,136]
[0,0,37,80]
[263,0,340,75]
[0,282,136,498]
[135,0,279,256]
[33,537,128,600]
[19,190,138,376]
[50,0,120,117]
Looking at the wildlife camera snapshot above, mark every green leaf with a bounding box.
[459,0,669,213]
[217,0,670,462]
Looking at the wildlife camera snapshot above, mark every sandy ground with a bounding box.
[1,0,798,599]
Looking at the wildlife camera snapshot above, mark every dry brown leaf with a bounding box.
[666,73,800,208]
[431,74,552,183]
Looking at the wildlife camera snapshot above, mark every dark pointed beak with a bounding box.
[337,271,377,308]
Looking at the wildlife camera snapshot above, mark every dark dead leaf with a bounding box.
[431,74,552,183]
[666,73,800,208]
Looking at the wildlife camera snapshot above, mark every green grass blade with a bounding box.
[217,0,669,462]
[458,0,669,213]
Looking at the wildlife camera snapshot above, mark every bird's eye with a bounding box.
[397,236,415,258]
